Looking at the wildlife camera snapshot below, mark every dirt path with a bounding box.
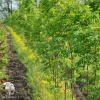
[1,32,31,100]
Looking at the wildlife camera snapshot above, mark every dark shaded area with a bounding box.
[73,83,86,100]
[85,0,100,11]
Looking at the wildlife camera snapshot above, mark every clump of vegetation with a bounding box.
[7,26,76,100]
[0,25,8,91]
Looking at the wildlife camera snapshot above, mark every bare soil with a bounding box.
[0,32,32,100]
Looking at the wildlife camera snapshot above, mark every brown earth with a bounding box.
[0,32,32,100]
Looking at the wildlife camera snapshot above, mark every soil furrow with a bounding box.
[1,32,31,100]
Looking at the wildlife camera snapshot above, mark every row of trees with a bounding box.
[0,0,19,19]
[5,0,100,100]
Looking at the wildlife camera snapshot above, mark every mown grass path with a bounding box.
[1,32,31,100]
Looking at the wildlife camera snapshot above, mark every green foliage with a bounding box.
[85,0,100,11]
[0,25,8,90]
[5,0,100,99]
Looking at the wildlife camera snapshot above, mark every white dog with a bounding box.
[0,78,15,97]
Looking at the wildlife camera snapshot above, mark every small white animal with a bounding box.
[0,78,15,97]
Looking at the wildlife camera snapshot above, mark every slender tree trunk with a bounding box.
[69,42,74,100]
[94,44,97,85]
[11,1,12,13]
[7,2,10,13]
[71,52,74,100]
[86,65,89,96]
[64,82,67,100]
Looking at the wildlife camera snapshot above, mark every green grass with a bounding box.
[0,25,8,90]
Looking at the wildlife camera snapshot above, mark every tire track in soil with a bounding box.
[1,32,32,100]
